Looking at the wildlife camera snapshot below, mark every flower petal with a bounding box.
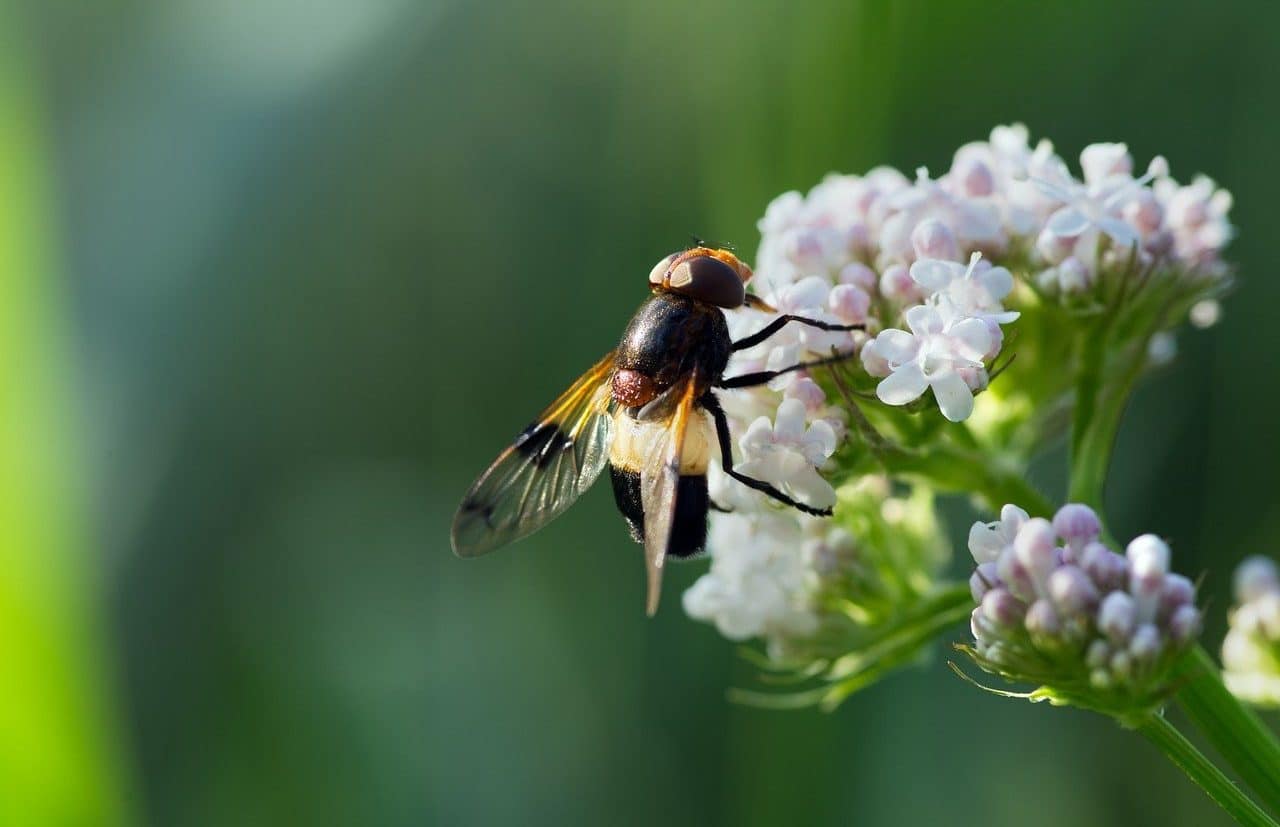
[788,467,837,510]
[876,363,928,406]
[949,317,993,361]
[739,416,775,453]
[772,398,808,442]
[1095,216,1138,248]
[803,419,837,461]
[904,304,943,336]
[979,266,1015,301]
[874,329,918,364]
[909,259,962,292]
[931,370,975,422]
[784,275,832,309]
[1046,206,1091,238]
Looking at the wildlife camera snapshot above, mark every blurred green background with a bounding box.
[4,1,1279,825]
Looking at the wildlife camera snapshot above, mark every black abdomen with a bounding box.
[609,466,709,558]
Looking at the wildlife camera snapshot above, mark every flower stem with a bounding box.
[1068,333,1147,510]
[1175,646,1280,816]
[1136,713,1278,827]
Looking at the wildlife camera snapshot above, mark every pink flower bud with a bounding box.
[785,229,825,264]
[954,157,996,197]
[840,222,871,256]
[1123,190,1164,236]
[1053,504,1101,549]
[828,284,870,323]
[1014,518,1057,584]
[1169,605,1201,645]
[784,377,826,412]
[970,561,999,602]
[838,261,877,291]
[982,588,1025,628]
[957,366,989,393]
[997,553,1037,604]
[1128,535,1171,608]
[1048,565,1099,616]
[1025,599,1061,637]
[860,338,891,377]
[879,264,919,303]
[1099,591,1137,643]
[1081,541,1128,592]
[1080,142,1133,183]
[911,219,960,261]
[1158,574,1195,619]
[1129,623,1162,662]
[1233,556,1279,604]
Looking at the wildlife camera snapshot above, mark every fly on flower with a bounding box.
[450,246,862,615]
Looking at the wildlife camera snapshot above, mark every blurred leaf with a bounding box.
[0,12,133,826]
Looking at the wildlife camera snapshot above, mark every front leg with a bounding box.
[732,314,863,352]
[701,390,833,517]
[717,350,855,390]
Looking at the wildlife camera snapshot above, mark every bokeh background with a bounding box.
[4,1,1279,825]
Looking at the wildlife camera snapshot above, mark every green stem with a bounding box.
[1176,646,1280,816]
[1136,714,1278,827]
[1069,350,1147,511]
[1067,312,1112,509]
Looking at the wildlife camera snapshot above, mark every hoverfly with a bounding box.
[451,246,861,614]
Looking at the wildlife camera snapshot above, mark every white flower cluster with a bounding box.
[1222,556,1280,707]
[968,504,1201,695]
[682,509,823,644]
[683,475,945,653]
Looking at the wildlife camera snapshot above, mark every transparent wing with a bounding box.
[638,370,699,615]
[451,351,616,557]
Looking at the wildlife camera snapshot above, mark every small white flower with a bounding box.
[737,398,838,510]
[1035,155,1167,250]
[1036,257,1092,294]
[1155,174,1234,267]
[683,511,819,641]
[1189,299,1222,329]
[1222,556,1280,707]
[878,168,1005,266]
[910,252,1020,327]
[968,503,1032,564]
[1079,142,1133,185]
[870,304,992,422]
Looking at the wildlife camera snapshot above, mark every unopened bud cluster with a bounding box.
[966,503,1200,711]
[1221,555,1280,707]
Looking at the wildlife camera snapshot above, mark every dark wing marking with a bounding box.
[451,351,616,558]
[637,369,699,615]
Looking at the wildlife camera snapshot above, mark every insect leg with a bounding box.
[731,315,864,352]
[701,390,833,517]
[717,350,855,390]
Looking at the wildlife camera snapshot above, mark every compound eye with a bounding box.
[666,255,746,308]
[647,253,678,286]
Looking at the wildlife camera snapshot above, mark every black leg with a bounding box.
[718,350,855,390]
[701,390,833,517]
[732,314,863,352]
